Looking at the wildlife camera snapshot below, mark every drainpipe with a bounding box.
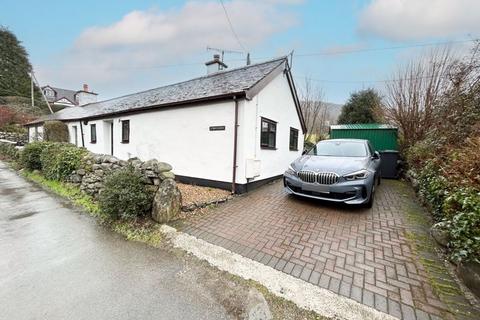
[231,96,239,194]
[79,121,85,147]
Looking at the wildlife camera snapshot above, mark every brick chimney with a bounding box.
[83,84,89,92]
[205,54,228,75]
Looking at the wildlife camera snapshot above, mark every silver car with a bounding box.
[284,139,381,207]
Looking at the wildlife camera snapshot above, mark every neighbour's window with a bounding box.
[121,120,130,143]
[260,117,276,149]
[44,88,54,97]
[289,128,299,151]
[90,124,97,143]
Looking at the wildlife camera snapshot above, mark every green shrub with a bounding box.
[1,124,27,134]
[0,141,19,161]
[406,140,437,170]
[43,120,69,142]
[40,143,87,181]
[443,189,480,263]
[416,162,449,220]
[99,166,153,220]
[413,160,480,263]
[20,141,50,170]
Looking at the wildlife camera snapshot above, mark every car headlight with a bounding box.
[286,164,297,176]
[344,169,369,181]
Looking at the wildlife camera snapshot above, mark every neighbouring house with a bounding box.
[42,84,98,109]
[27,55,306,193]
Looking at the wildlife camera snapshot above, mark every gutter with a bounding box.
[284,61,307,134]
[79,121,85,147]
[231,96,239,194]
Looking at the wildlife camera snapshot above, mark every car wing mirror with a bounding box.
[373,151,380,159]
[302,150,307,155]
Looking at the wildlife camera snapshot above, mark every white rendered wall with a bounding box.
[76,92,97,106]
[67,120,108,154]
[28,125,44,142]
[68,101,236,183]
[236,72,304,184]
[61,73,304,186]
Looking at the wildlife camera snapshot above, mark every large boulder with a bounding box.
[457,262,480,299]
[151,179,182,223]
[431,222,450,247]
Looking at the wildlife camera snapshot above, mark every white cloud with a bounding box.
[358,0,480,41]
[37,0,298,97]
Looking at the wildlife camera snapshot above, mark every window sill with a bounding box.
[289,149,298,152]
[91,141,97,144]
[121,141,129,144]
[261,146,277,150]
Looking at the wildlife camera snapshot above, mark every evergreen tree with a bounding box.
[338,89,382,124]
[0,26,36,97]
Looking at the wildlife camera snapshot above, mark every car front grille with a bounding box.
[298,171,339,185]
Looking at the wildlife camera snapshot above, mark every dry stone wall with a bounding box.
[0,131,27,145]
[68,152,174,198]
[68,152,181,222]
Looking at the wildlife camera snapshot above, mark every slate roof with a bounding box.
[43,86,77,105]
[31,57,288,124]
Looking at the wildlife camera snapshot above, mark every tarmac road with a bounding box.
[0,161,230,320]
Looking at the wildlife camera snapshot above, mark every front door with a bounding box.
[72,126,78,146]
[103,121,113,155]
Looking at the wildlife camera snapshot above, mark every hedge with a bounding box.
[40,143,87,181]
[408,138,480,263]
[0,141,19,161]
[98,166,154,220]
[20,142,50,170]
[43,120,69,142]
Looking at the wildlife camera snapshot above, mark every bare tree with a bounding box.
[300,78,329,143]
[383,46,454,149]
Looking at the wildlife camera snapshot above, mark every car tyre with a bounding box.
[365,184,375,209]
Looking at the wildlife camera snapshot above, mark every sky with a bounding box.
[1,0,479,104]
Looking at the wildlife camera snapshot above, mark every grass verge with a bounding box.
[20,169,325,319]
[21,170,164,247]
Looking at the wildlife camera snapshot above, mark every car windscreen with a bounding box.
[308,141,367,157]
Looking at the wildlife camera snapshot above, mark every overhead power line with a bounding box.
[39,38,478,71]
[219,0,247,52]
[294,74,454,85]
[33,38,478,86]
[295,39,478,57]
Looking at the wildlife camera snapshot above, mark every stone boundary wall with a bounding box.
[0,131,27,145]
[68,153,175,198]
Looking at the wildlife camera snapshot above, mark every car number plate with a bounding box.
[302,183,330,194]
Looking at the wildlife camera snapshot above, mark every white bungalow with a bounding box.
[27,56,306,193]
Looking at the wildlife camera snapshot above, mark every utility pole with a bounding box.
[29,71,53,114]
[29,72,34,107]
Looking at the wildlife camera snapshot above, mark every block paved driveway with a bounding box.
[181,180,479,320]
